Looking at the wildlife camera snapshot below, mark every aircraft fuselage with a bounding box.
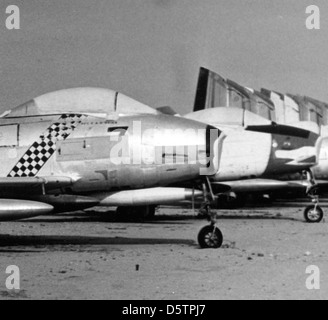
[0,113,217,196]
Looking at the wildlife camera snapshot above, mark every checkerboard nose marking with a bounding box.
[8,114,85,177]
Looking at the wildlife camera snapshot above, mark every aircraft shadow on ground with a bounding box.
[0,234,195,248]
[30,205,308,221]
[26,212,197,224]
[215,214,301,222]
[25,213,302,223]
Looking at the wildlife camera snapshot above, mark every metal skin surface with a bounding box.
[189,67,328,200]
[0,199,53,220]
[0,114,218,190]
[0,88,225,220]
[93,188,204,207]
[186,107,319,182]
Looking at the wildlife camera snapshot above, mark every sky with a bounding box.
[0,0,328,114]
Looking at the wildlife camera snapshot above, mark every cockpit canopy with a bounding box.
[5,87,158,118]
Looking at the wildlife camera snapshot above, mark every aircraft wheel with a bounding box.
[304,205,324,223]
[198,225,223,249]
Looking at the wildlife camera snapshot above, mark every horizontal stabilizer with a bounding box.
[245,123,311,138]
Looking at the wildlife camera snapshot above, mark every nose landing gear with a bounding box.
[304,170,324,223]
[197,178,224,249]
[304,203,324,223]
[198,204,223,248]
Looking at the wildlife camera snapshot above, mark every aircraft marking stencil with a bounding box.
[8,114,86,177]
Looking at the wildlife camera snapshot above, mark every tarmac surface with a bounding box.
[0,201,327,300]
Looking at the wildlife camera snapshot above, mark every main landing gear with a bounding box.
[304,170,324,223]
[197,178,224,249]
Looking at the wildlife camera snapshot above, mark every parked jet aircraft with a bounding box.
[0,87,226,248]
[186,67,328,223]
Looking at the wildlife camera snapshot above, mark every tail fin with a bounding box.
[194,67,210,112]
[193,67,263,113]
[194,67,238,111]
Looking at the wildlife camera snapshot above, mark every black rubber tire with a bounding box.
[304,205,324,223]
[198,225,223,249]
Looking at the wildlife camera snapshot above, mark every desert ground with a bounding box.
[0,200,327,300]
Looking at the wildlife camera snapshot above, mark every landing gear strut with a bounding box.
[197,178,224,249]
[304,170,324,223]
